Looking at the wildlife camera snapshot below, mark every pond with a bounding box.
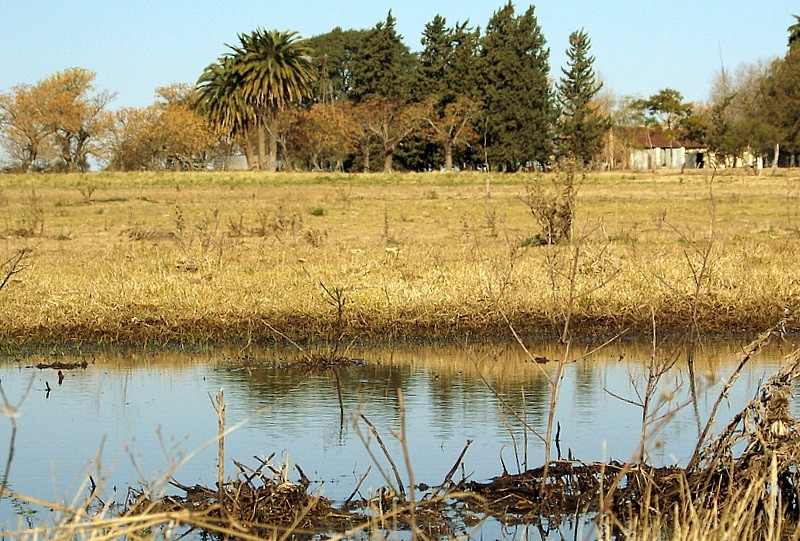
[0,338,797,538]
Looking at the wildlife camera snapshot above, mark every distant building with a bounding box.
[616,127,706,171]
[214,155,250,171]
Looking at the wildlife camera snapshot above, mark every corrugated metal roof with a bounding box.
[615,126,705,149]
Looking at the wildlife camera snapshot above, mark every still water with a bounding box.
[0,339,797,537]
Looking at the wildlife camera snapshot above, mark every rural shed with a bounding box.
[618,127,706,171]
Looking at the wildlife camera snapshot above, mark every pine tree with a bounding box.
[346,12,420,171]
[761,41,800,163]
[556,29,610,167]
[417,15,451,100]
[349,11,414,103]
[479,2,555,171]
[416,15,481,170]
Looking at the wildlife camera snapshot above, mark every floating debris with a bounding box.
[33,360,88,370]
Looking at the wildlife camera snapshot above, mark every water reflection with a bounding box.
[0,339,795,537]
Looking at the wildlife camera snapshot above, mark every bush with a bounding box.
[523,171,576,245]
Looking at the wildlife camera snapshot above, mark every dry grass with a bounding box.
[0,169,799,350]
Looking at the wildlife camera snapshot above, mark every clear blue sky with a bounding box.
[1,1,796,108]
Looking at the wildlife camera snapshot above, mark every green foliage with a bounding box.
[789,14,800,49]
[708,17,800,164]
[637,88,692,132]
[632,88,709,151]
[417,15,451,100]
[229,29,317,110]
[680,113,711,147]
[707,62,775,160]
[195,56,253,134]
[195,29,317,172]
[761,47,800,155]
[305,27,371,103]
[349,12,414,104]
[417,16,479,103]
[417,15,481,170]
[556,29,610,167]
[479,2,555,171]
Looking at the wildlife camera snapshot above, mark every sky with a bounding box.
[0,1,797,109]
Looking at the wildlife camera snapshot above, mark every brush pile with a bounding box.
[125,457,357,538]
[464,348,800,537]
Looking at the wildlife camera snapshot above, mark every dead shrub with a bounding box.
[523,171,577,245]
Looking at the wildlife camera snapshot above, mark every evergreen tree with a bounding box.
[417,15,481,169]
[305,27,371,103]
[417,15,451,100]
[556,29,610,167]
[479,2,555,171]
[349,11,414,103]
[347,12,422,171]
[761,43,800,163]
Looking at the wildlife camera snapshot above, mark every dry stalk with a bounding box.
[469,351,545,445]
[686,316,787,472]
[480,207,621,486]
[393,390,418,539]
[0,377,35,501]
[604,307,685,462]
[209,388,226,505]
[0,248,28,293]
[356,413,405,498]
[433,439,473,496]
[541,223,619,483]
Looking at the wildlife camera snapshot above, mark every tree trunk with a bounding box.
[257,118,266,170]
[241,128,255,170]
[383,149,393,173]
[772,143,780,175]
[277,134,291,171]
[266,109,279,172]
[608,128,615,169]
[444,141,454,171]
[363,143,371,173]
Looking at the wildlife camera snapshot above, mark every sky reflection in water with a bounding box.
[0,339,796,536]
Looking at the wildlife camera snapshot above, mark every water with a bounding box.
[0,339,796,537]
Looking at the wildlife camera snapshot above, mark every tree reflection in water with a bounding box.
[0,339,791,538]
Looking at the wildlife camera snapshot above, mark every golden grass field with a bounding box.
[1,168,798,350]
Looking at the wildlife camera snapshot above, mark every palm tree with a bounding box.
[194,57,257,168]
[228,29,317,172]
[790,14,800,49]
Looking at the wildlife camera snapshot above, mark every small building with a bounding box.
[214,155,250,171]
[617,127,706,171]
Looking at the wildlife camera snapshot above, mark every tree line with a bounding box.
[1,4,798,173]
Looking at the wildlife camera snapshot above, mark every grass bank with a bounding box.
[1,169,799,350]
